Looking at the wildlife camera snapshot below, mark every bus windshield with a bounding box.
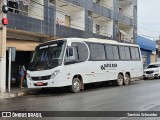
[28,40,66,71]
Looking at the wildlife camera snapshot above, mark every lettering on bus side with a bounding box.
[101,64,117,70]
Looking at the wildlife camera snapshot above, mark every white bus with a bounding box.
[27,38,143,93]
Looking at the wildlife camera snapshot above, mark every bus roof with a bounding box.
[84,38,139,47]
[44,38,139,47]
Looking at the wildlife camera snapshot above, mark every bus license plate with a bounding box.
[37,82,44,86]
[147,74,153,77]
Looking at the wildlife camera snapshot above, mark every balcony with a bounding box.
[8,12,43,33]
[118,13,133,25]
[63,0,83,7]
[118,23,133,43]
[93,0,113,9]
[56,24,83,38]
[119,0,132,5]
[7,0,54,36]
[56,24,111,39]
[92,13,113,38]
[56,0,85,31]
[92,2,113,19]
[118,0,133,25]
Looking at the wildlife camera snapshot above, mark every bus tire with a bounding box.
[116,74,124,86]
[124,73,131,85]
[70,78,81,93]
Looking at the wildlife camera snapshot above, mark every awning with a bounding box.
[137,36,156,51]
[6,39,41,51]
[119,30,127,36]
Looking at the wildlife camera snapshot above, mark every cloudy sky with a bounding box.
[138,0,160,40]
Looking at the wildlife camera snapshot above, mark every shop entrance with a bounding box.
[5,39,40,91]
[142,55,147,69]
[6,51,33,89]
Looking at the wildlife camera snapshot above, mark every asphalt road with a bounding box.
[1,79,160,120]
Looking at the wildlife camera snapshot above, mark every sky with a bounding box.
[138,0,160,40]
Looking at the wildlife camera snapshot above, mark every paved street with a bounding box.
[1,79,160,120]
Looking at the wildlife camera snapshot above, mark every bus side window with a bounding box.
[65,47,78,65]
[66,47,73,57]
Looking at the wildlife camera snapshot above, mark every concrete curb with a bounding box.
[0,89,41,99]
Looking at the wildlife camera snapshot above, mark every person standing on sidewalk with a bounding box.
[19,65,25,88]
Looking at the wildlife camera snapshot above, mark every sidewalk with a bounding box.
[0,87,41,99]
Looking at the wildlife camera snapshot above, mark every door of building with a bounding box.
[142,55,147,69]
[65,15,70,27]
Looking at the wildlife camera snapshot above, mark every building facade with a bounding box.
[137,36,156,69]
[7,0,137,43]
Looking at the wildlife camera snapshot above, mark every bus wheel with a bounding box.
[70,78,81,93]
[124,73,130,85]
[116,74,124,86]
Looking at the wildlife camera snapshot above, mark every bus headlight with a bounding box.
[27,73,32,80]
[50,70,60,79]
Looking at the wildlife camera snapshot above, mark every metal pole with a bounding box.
[0,0,7,94]
[8,48,11,93]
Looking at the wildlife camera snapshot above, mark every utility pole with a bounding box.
[0,0,7,94]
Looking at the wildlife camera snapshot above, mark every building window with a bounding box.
[7,1,19,13]
[19,1,28,16]
[7,0,44,20]
[96,24,100,34]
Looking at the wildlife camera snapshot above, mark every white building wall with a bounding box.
[93,0,113,9]
[123,4,133,18]
[93,20,113,37]
[28,0,44,20]
[71,10,85,30]
[56,6,85,30]
[0,59,6,93]
[106,20,113,37]
[101,0,113,9]
[122,27,133,42]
